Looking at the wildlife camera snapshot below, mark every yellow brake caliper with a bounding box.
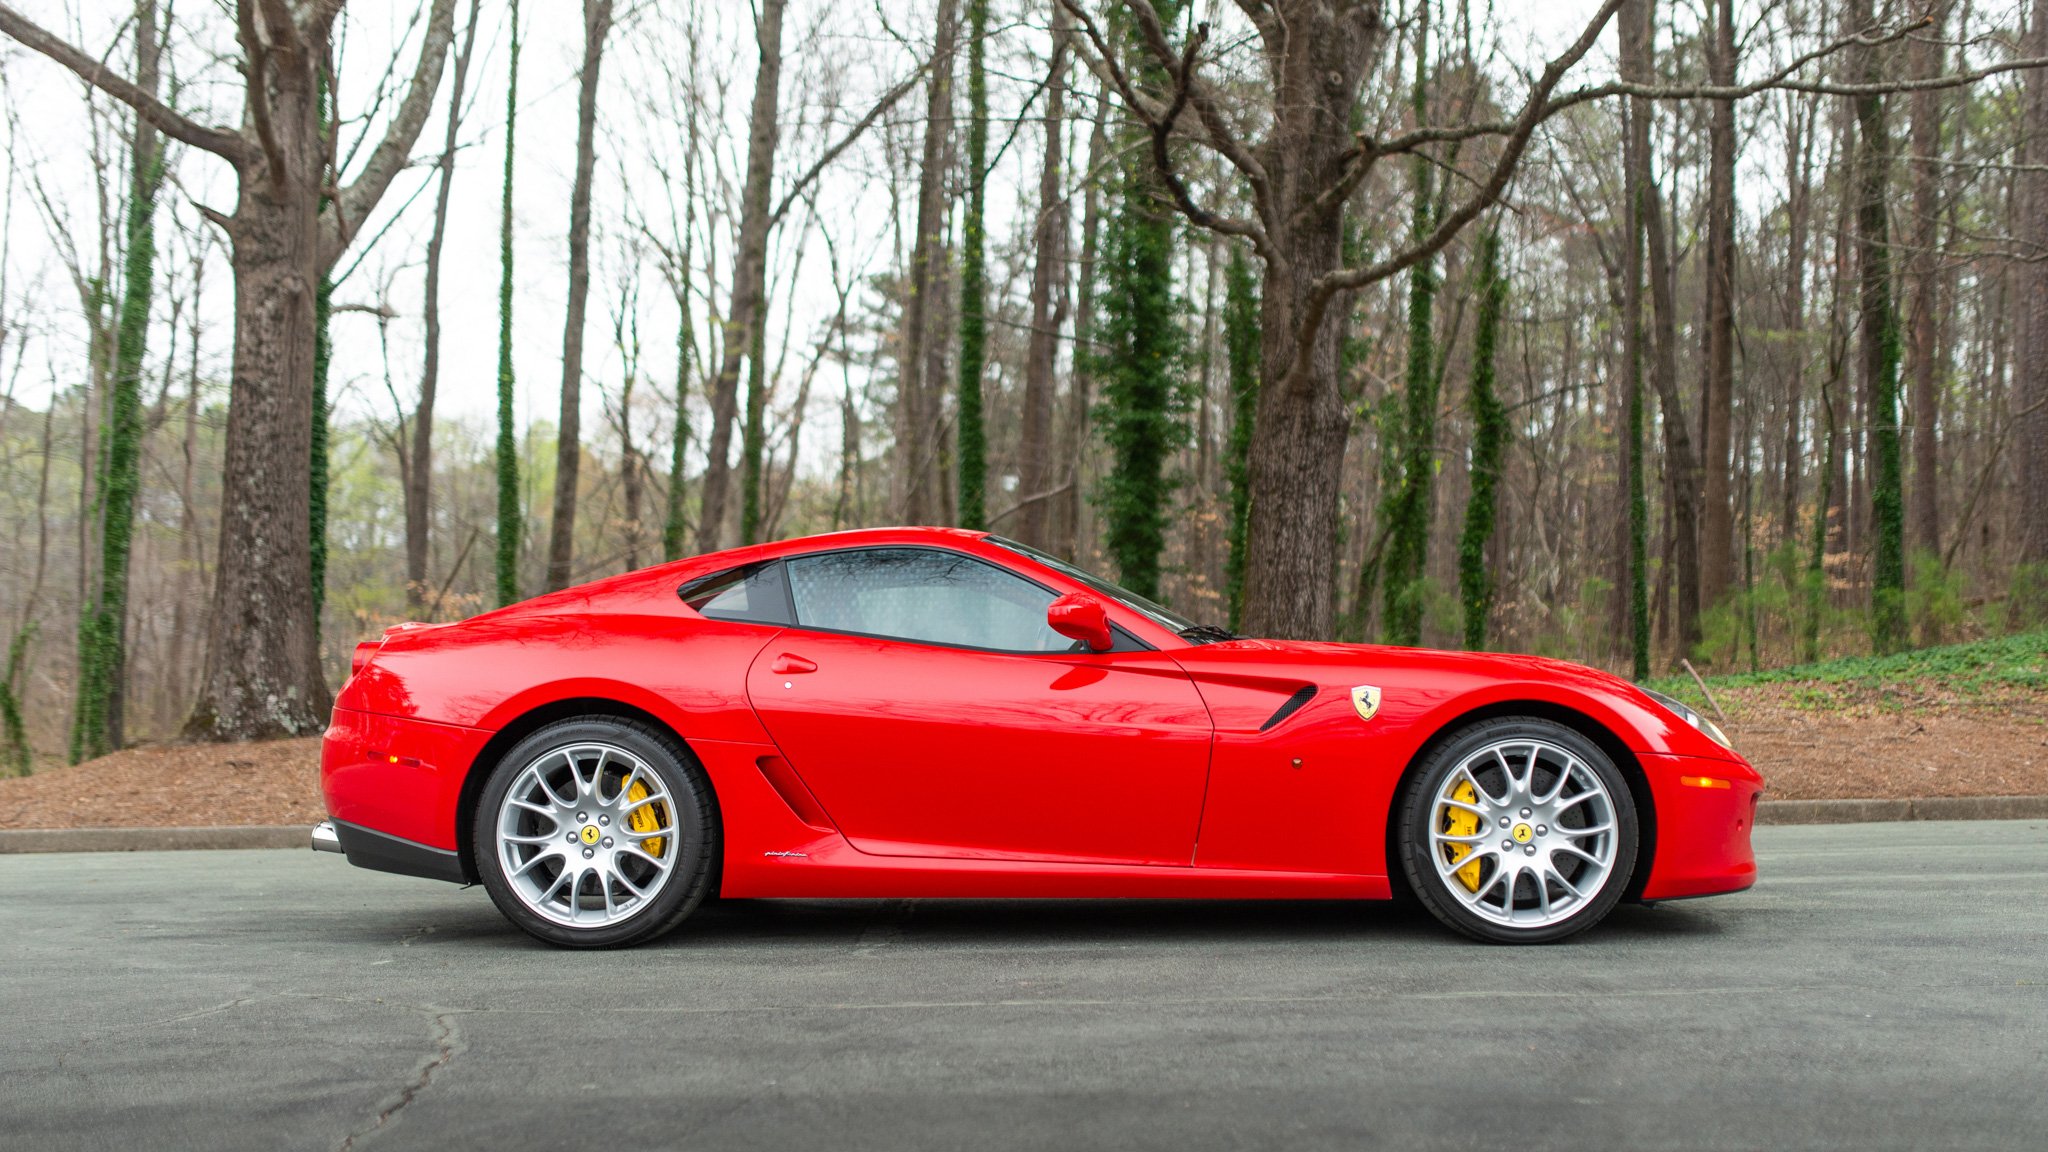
[1444,780,1483,892]
[626,779,668,859]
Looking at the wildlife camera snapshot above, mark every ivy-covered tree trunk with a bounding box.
[1222,248,1259,632]
[1621,33,1653,680]
[494,0,523,605]
[1457,228,1507,651]
[72,0,162,761]
[1094,4,1187,600]
[954,0,990,529]
[1805,379,1837,662]
[1380,27,1438,647]
[1852,3,1907,654]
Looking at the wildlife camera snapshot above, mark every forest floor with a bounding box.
[2,633,2044,830]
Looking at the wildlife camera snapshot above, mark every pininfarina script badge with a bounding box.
[1351,685,1382,722]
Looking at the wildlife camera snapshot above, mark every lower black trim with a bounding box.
[332,818,468,885]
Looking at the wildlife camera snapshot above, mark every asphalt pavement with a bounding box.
[3,820,2044,1151]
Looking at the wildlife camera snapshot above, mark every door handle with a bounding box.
[771,653,818,675]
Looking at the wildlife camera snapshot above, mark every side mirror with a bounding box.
[1047,593,1114,653]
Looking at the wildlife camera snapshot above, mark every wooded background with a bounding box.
[2,0,2047,765]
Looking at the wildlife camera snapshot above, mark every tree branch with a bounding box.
[1059,0,1276,262]
[768,60,929,226]
[236,0,286,188]
[0,2,248,161]
[325,0,459,268]
[1285,0,1625,395]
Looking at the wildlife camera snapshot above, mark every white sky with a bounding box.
[1,0,2028,480]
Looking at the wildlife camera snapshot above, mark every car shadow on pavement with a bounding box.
[316,892,1738,952]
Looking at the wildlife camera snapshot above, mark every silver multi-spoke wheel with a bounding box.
[495,741,680,928]
[1426,737,1620,930]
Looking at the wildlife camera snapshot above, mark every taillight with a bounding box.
[351,641,379,678]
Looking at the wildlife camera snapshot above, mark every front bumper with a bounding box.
[1639,751,1764,900]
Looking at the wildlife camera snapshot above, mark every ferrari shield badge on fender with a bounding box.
[1351,685,1382,722]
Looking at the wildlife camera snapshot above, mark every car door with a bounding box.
[744,546,1213,866]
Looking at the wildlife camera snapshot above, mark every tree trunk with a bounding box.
[1056,101,1108,561]
[1698,0,1737,616]
[1851,0,1907,652]
[1231,5,1385,640]
[1625,0,1703,656]
[696,0,784,553]
[1621,61,1652,679]
[1,0,460,739]
[72,0,163,759]
[893,0,961,525]
[1458,227,1508,651]
[1014,0,1070,550]
[1381,17,1438,646]
[1222,247,1260,632]
[544,0,613,592]
[955,0,990,529]
[2025,0,2048,567]
[495,0,523,605]
[408,0,481,614]
[1906,2,1948,571]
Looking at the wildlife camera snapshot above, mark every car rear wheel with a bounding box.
[1397,718,1637,944]
[474,717,718,948]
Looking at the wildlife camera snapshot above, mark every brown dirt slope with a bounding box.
[1700,680,2048,801]
[1,683,2044,829]
[0,738,323,830]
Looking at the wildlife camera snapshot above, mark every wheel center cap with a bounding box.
[580,825,601,846]
[1511,822,1535,844]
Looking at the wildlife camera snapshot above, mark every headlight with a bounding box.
[1641,687,1733,750]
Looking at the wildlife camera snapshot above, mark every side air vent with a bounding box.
[1259,686,1318,732]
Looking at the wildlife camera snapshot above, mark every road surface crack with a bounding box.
[334,1009,461,1151]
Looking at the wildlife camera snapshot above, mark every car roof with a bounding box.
[682,526,994,573]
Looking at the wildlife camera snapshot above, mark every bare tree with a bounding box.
[1016,0,1071,550]
[544,0,616,592]
[0,0,460,738]
[408,0,483,613]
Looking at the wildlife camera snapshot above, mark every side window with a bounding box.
[679,562,791,625]
[785,548,1073,652]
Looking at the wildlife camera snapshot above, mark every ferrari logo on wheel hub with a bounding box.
[1512,823,1534,844]
[580,825,601,846]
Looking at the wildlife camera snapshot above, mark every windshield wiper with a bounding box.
[1177,624,1239,644]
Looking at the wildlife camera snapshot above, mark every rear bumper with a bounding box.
[315,817,467,884]
[321,707,492,851]
[321,707,494,884]
[1639,751,1764,901]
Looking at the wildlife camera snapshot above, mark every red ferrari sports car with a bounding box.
[314,527,1761,946]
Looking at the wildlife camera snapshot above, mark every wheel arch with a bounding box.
[454,696,718,886]
[1381,698,1658,903]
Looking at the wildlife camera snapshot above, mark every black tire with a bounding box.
[1397,717,1638,944]
[473,717,719,948]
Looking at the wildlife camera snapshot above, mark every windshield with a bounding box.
[985,536,1236,644]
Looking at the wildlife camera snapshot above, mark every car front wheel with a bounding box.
[1398,718,1638,943]
[474,717,718,948]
